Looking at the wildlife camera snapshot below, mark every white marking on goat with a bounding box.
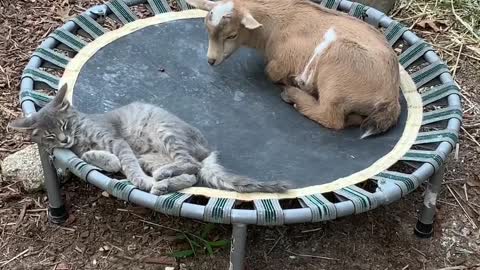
[210,1,234,26]
[360,128,374,139]
[298,27,337,87]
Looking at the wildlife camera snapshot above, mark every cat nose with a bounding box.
[58,134,68,143]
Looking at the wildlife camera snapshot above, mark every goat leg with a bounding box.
[282,86,347,130]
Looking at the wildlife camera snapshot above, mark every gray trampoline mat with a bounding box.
[72,18,408,189]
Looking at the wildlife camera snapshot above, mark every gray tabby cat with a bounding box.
[9,84,289,195]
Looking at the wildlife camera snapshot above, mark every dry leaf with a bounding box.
[467,173,480,187]
[54,6,73,22]
[417,19,448,32]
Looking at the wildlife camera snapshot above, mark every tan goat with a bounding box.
[186,0,401,138]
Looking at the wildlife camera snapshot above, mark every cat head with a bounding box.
[9,83,76,151]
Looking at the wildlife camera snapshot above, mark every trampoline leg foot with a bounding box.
[230,223,247,270]
[39,146,68,224]
[415,165,444,238]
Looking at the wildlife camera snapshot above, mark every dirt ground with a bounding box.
[1,0,480,270]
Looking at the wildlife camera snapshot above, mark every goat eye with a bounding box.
[226,34,238,40]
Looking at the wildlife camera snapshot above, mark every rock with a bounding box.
[1,144,44,192]
[80,231,90,239]
[353,0,397,14]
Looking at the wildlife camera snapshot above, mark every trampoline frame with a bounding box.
[18,0,462,268]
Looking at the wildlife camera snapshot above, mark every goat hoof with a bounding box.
[280,89,294,104]
[294,77,306,88]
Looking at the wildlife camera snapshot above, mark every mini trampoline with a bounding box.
[19,0,463,269]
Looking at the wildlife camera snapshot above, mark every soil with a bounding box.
[1,1,479,270]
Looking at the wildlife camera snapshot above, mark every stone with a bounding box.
[353,0,397,14]
[1,144,44,192]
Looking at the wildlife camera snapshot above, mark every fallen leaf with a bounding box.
[54,6,73,22]
[417,19,448,32]
[467,173,480,187]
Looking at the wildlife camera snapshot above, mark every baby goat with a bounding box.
[187,0,402,138]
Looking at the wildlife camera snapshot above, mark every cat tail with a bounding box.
[198,151,291,193]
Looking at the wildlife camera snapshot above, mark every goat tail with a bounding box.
[360,99,401,139]
[198,152,290,193]
[360,63,412,139]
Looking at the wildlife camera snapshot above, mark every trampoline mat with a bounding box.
[68,15,417,194]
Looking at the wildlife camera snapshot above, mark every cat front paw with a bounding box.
[152,168,174,181]
[80,151,121,173]
[152,165,187,181]
[153,167,176,181]
[150,181,169,195]
[131,175,155,191]
[102,160,122,173]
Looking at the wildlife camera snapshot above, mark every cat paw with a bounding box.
[80,151,121,173]
[152,167,177,181]
[102,160,122,173]
[153,163,200,181]
[150,181,169,195]
[131,175,155,191]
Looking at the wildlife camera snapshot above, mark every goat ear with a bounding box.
[241,12,262,30]
[186,0,217,11]
[8,115,38,131]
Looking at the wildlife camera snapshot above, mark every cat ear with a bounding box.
[8,115,38,131]
[52,83,71,111]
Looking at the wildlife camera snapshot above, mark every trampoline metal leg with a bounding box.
[38,146,68,224]
[230,223,247,270]
[415,165,444,238]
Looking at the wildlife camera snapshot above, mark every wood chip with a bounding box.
[142,256,177,265]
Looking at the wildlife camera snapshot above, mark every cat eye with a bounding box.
[226,33,238,40]
[61,121,68,130]
[44,134,56,140]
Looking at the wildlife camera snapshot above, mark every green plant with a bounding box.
[170,223,231,258]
